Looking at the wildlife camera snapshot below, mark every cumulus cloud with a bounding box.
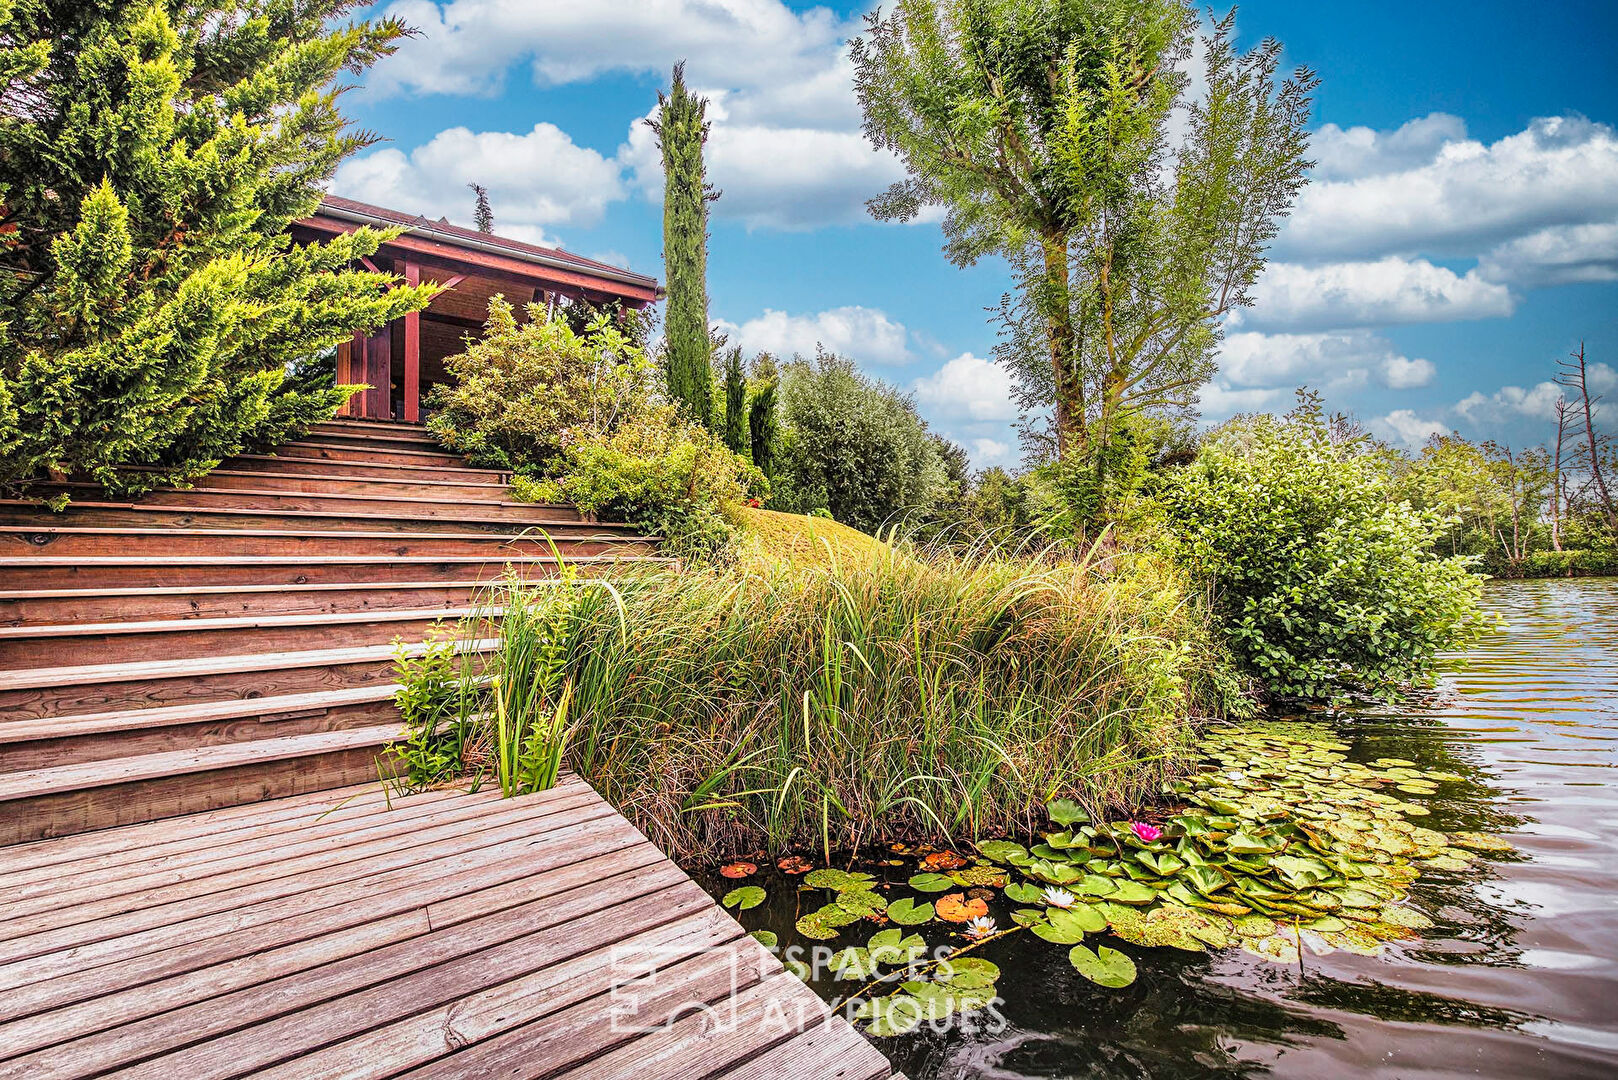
[715,305,911,365]
[1282,115,1618,261]
[1375,409,1448,448]
[1219,330,1438,391]
[1455,363,1616,423]
[619,97,907,230]
[332,123,625,242]
[911,353,1018,422]
[1243,258,1514,331]
[1478,221,1618,287]
[1309,113,1469,181]
[1196,383,1286,422]
[970,438,1016,467]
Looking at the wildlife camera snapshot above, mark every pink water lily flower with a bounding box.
[1130,821,1163,844]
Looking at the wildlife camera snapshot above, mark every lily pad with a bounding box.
[935,892,990,923]
[722,886,765,911]
[886,897,935,925]
[1068,943,1137,987]
[908,872,956,892]
[976,840,1029,863]
[749,930,778,948]
[1032,903,1106,944]
[1047,798,1091,826]
[805,868,876,891]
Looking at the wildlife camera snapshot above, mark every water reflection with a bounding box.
[877,579,1618,1078]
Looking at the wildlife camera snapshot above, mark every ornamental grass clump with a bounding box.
[400,538,1244,861]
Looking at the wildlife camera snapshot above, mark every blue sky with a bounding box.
[340,1,1618,467]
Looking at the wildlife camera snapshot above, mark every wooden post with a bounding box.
[402,261,421,423]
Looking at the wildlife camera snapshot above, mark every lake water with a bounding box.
[722,578,1618,1079]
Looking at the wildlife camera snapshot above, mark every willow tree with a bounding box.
[646,61,716,428]
[0,0,436,498]
[854,1,1315,508]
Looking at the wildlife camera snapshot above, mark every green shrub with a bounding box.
[426,299,659,472]
[771,351,950,531]
[1510,549,1618,578]
[1156,394,1495,700]
[513,406,764,560]
[399,540,1244,860]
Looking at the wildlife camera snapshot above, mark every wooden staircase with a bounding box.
[0,420,662,846]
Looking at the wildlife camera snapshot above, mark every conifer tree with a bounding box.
[722,346,748,455]
[0,0,436,498]
[645,62,716,428]
[748,378,779,480]
[469,182,494,233]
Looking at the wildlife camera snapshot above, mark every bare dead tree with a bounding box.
[1556,342,1618,533]
[1551,396,1569,551]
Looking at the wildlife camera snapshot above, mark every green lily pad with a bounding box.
[856,995,924,1037]
[804,868,876,891]
[1068,943,1137,987]
[976,840,1028,863]
[1047,798,1091,826]
[749,930,778,948]
[908,872,955,892]
[1032,903,1106,944]
[886,897,934,925]
[1004,882,1045,904]
[722,886,765,911]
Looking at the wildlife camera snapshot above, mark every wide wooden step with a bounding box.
[307,419,433,439]
[0,503,627,538]
[0,685,408,771]
[218,454,508,482]
[0,553,665,590]
[0,724,406,846]
[16,487,574,521]
[0,607,494,669]
[259,441,467,468]
[0,639,497,721]
[0,581,504,626]
[181,469,512,500]
[0,527,654,561]
[292,427,448,454]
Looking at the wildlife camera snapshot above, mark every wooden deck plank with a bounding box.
[0,814,651,1019]
[0,788,607,960]
[0,781,897,1080]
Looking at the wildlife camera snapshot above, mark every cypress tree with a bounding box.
[748,377,779,480]
[644,61,715,428]
[0,1,436,499]
[722,347,747,455]
[469,182,494,233]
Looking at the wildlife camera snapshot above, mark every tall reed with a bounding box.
[394,535,1244,861]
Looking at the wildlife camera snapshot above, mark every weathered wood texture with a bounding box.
[0,778,898,1080]
[0,423,663,843]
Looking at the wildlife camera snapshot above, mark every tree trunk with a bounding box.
[1551,398,1567,552]
[1570,343,1618,531]
[1041,230,1082,458]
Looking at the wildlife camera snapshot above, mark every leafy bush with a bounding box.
[770,351,951,532]
[398,534,1243,859]
[426,299,659,472]
[514,406,764,560]
[1510,549,1618,578]
[1156,394,1494,700]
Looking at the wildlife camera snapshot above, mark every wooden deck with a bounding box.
[0,776,899,1080]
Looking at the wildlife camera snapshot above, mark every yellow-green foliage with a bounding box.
[426,299,659,472]
[732,506,888,569]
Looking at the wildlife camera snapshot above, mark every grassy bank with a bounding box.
[396,537,1244,862]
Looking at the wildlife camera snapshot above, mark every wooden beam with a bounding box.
[402,262,420,423]
[420,311,484,331]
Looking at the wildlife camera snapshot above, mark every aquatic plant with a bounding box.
[735,720,1514,1038]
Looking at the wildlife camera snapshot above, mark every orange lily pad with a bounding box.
[776,855,813,875]
[935,892,990,923]
[720,861,758,879]
[921,850,969,871]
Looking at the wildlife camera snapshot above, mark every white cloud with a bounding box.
[1244,258,1514,331]
[1455,364,1616,423]
[716,305,911,365]
[620,97,907,230]
[970,438,1016,467]
[1219,330,1438,391]
[1283,116,1618,261]
[376,0,852,120]
[1310,113,1469,181]
[1381,355,1437,389]
[1478,221,1618,287]
[1375,409,1448,448]
[911,353,1018,422]
[1196,383,1285,422]
[333,123,626,242]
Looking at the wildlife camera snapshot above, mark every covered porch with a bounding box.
[293,196,660,424]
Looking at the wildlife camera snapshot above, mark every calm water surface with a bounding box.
[735,578,1618,1079]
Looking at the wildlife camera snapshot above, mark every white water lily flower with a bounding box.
[964,915,998,940]
[1042,887,1075,908]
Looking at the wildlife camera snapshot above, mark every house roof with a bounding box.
[313,195,659,292]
